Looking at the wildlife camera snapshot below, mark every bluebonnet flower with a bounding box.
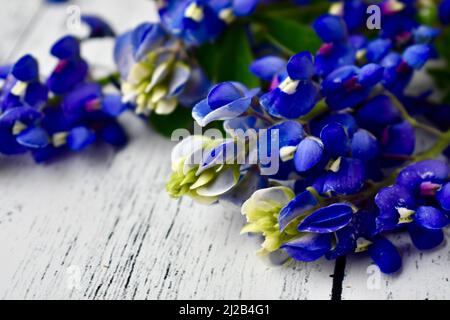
[0,33,128,162]
[167,136,242,204]
[157,0,263,45]
[260,52,318,119]
[375,160,450,250]
[158,0,226,46]
[114,22,209,115]
[440,0,450,25]
[47,36,89,95]
[241,186,296,252]
[192,82,259,127]
[321,63,384,110]
[0,54,48,111]
[81,15,116,39]
[313,14,355,77]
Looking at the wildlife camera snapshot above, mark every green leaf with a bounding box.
[195,42,219,82]
[195,23,259,88]
[148,106,193,138]
[254,15,322,54]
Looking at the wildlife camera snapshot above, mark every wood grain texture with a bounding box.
[341,230,450,300]
[0,0,334,300]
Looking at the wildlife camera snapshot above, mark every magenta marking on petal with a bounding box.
[318,43,333,56]
[396,61,410,74]
[54,60,69,73]
[396,31,412,45]
[85,98,102,112]
[380,128,389,145]
[269,77,280,91]
[380,0,404,15]
[343,76,361,92]
[420,181,441,197]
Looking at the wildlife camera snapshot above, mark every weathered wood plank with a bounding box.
[0,0,41,63]
[341,230,450,300]
[341,76,450,300]
[0,0,335,300]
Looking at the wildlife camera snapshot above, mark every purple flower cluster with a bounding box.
[4,0,450,275]
[167,3,450,274]
[0,18,128,162]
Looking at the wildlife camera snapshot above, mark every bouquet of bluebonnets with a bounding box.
[2,0,450,274]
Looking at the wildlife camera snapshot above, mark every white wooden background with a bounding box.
[0,0,448,300]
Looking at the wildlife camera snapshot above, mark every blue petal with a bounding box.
[281,233,332,262]
[286,51,315,80]
[67,126,96,151]
[102,94,126,117]
[440,0,450,25]
[16,127,49,148]
[381,52,413,94]
[62,82,102,120]
[351,129,379,161]
[31,145,62,163]
[413,26,440,44]
[366,38,392,63]
[325,224,357,259]
[403,44,431,70]
[113,31,134,79]
[278,190,318,231]
[233,0,259,16]
[47,59,89,95]
[322,158,366,195]
[358,63,383,87]
[298,203,353,233]
[269,120,305,149]
[381,121,415,157]
[131,23,165,62]
[311,113,358,137]
[356,95,401,131]
[437,182,450,211]
[24,82,48,107]
[100,121,127,147]
[81,14,115,38]
[0,64,12,79]
[294,137,324,172]
[375,184,415,231]
[415,206,450,230]
[260,81,317,119]
[178,66,210,106]
[12,54,39,82]
[320,122,350,157]
[0,127,26,154]
[250,56,286,81]
[408,221,444,250]
[223,115,263,135]
[207,82,244,109]
[313,14,347,43]
[50,36,80,59]
[315,43,355,77]
[396,160,449,192]
[322,65,359,94]
[0,106,41,127]
[368,237,401,274]
[192,95,252,127]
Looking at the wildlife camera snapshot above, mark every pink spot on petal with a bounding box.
[420,181,441,197]
[85,98,101,112]
[318,43,333,56]
[54,60,69,73]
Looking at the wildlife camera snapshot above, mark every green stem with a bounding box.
[387,92,443,137]
[299,99,329,123]
[264,32,295,56]
[414,128,450,161]
[95,72,120,88]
